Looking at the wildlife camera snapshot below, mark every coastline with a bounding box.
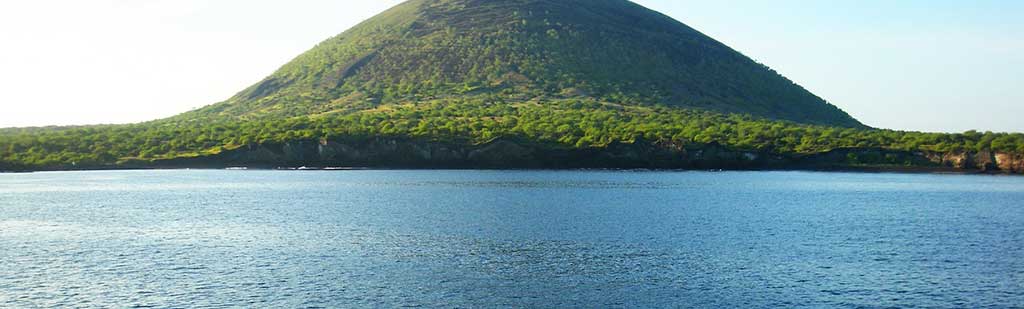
[4,137,1022,175]
[1,164,1016,176]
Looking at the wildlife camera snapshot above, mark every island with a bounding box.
[1,0,1021,174]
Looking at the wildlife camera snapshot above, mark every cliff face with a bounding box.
[925,151,1024,173]
[154,137,780,170]
[146,138,1022,174]
[803,148,1024,174]
[994,153,1024,173]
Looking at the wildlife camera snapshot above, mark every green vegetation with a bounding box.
[1,0,1020,170]
[1,97,1021,169]
[181,0,861,127]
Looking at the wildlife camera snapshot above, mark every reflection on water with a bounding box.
[1,170,1023,307]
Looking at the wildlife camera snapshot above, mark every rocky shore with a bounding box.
[107,137,1023,175]
[3,137,1020,174]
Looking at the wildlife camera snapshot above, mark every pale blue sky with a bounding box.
[0,0,1020,132]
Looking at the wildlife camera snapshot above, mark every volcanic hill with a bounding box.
[3,0,1023,173]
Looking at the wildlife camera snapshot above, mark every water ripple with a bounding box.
[1,170,1023,307]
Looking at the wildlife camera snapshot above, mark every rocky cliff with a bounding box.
[151,137,778,170]
[995,153,1024,173]
[143,137,1022,174]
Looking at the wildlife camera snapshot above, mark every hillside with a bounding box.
[1,0,1023,173]
[180,0,861,127]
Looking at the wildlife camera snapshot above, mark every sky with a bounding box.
[0,0,1020,132]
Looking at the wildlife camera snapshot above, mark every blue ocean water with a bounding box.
[0,170,1022,307]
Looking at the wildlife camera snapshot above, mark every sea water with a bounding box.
[1,170,1022,307]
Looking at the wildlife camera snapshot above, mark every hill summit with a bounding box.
[189,0,862,127]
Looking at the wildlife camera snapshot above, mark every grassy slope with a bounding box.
[179,0,862,127]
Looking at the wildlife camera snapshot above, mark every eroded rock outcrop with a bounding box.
[927,152,971,169]
[921,151,1022,173]
[995,153,1024,173]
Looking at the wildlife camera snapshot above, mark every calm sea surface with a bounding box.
[1,170,1022,307]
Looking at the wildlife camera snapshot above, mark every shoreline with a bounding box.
[2,164,1015,176]
[4,139,1022,176]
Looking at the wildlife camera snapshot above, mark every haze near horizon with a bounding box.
[0,0,1020,132]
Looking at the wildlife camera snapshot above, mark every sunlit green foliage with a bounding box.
[1,97,1020,169]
